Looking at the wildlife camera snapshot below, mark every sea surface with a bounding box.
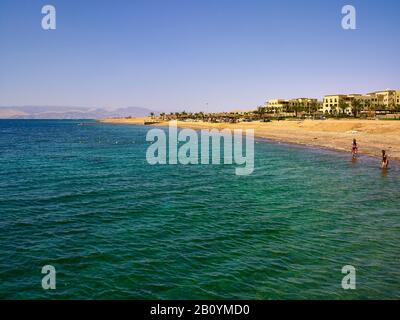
[0,119,399,299]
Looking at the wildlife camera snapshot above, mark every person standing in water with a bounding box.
[381,150,389,169]
[351,139,358,159]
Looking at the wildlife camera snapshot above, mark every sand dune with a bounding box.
[100,117,400,160]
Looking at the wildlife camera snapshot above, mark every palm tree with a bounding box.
[287,102,297,117]
[286,103,295,116]
[256,106,267,120]
[362,100,373,118]
[294,102,304,118]
[309,101,318,117]
[351,99,362,117]
[364,100,371,111]
[150,112,154,119]
[338,100,348,116]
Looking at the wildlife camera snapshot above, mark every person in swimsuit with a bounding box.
[381,150,389,169]
[352,139,358,159]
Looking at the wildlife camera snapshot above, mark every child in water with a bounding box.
[381,150,389,169]
[351,139,358,159]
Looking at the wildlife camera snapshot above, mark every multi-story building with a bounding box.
[266,98,318,113]
[323,94,376,115]
[265,99,290,112]
[322,95,348,114]
[288,98,318,109]
[268,89,399,116]
[367,90,400,110]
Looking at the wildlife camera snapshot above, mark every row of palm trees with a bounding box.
[149,102,400,122]
[154,109,294,123]
[332,100,400,117]
[157,111,251,123]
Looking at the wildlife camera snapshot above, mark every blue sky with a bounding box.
[0,0,399,112]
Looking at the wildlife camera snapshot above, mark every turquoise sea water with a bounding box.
[0,119,399,299]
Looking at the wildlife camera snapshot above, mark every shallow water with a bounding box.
[0,119,399,299]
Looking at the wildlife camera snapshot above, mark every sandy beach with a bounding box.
[100,117,400,160]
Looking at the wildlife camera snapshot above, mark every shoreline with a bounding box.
[99,117,400,160]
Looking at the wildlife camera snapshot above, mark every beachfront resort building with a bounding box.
[322,94,367,115]
[322,90,400,115]
[323,95,345,114]
[266,98,318,113]
[367,90,400,109]
[265,99,290,112]
[264,89,399,117]
[288,98,318,110]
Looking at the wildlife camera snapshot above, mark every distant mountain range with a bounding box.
[0,106,159,119]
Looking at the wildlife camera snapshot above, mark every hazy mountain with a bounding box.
[0,106,159,119]
[0,108,29,118]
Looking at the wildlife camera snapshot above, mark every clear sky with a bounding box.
[0,0,399,112]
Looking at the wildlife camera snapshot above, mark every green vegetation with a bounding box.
[351,99,362,117]
[147,101,400,123]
